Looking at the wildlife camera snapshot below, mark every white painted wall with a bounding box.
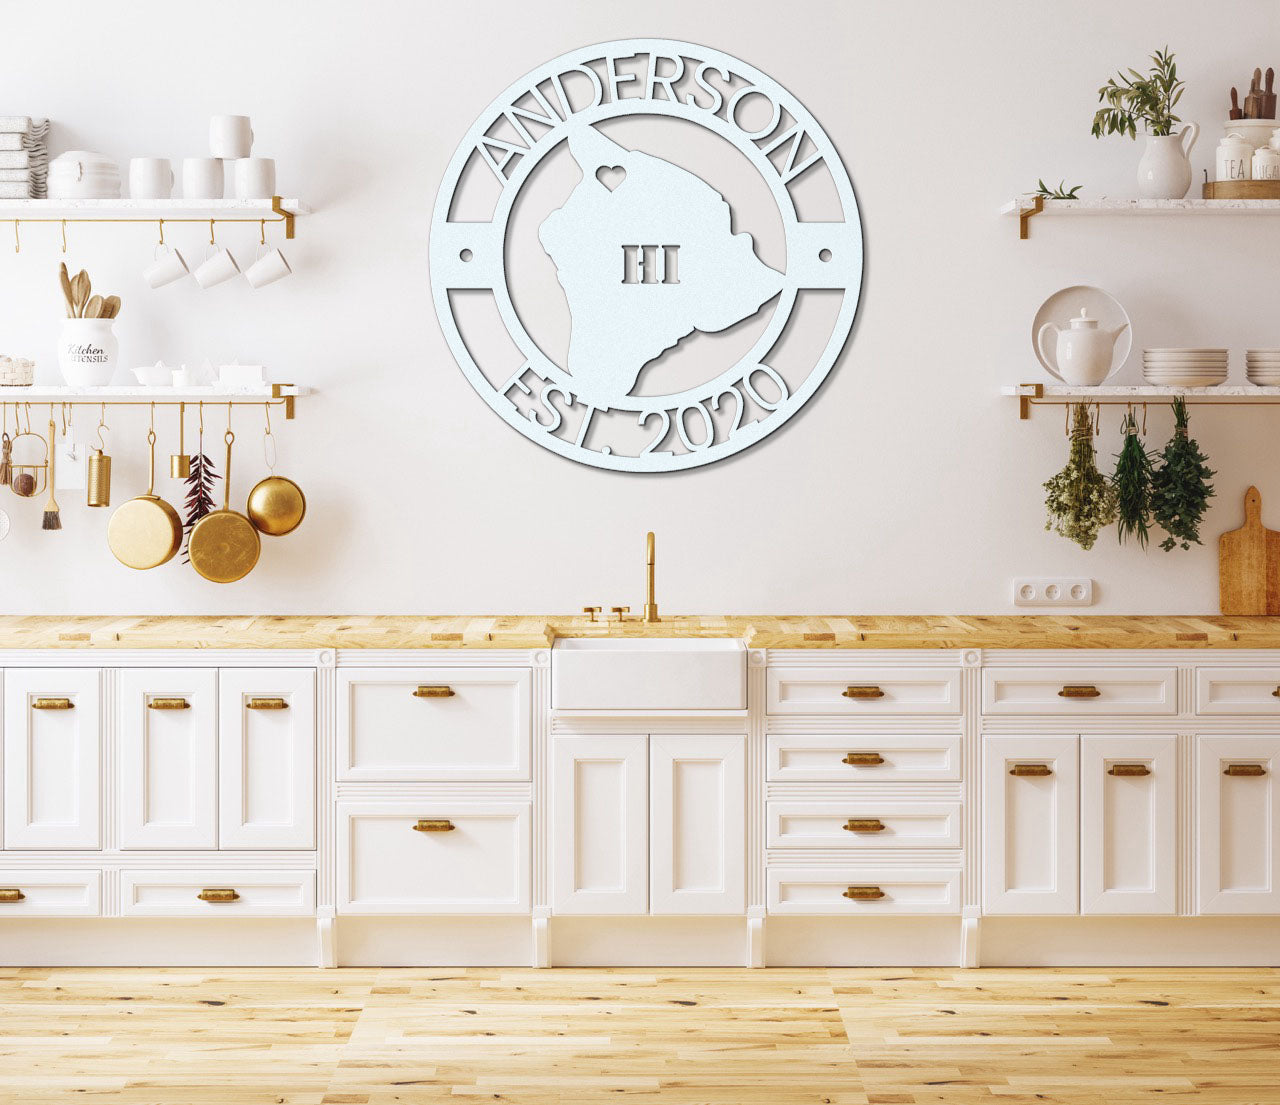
[0,0,1273,615]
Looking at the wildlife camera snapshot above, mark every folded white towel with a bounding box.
[0,151,29,169]
[0,134,23,151]
[0,181,33,198]
[0,115,30,133]
[0,168,30,182]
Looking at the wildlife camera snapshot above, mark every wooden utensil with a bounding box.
[58,263,75,318]
[187,429,260,583]
[1244,68,1264,118]
[1219,486,1280,614]
[70,270,90,318]
[41,417,60,530]
[106,426,182,569]
[83,294,103,320]
[1265,68,1276,119]
[101,295,120,320]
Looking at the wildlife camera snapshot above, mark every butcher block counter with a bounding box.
[1,613,1279,649]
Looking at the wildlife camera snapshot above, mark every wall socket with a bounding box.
[1012,577,1094,607]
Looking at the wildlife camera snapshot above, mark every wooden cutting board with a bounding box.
[1219,486,1280,614]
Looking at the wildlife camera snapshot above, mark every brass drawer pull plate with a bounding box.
[1272,687,1280,698]
[413,819,456,832]
[1058,684,1101,699]
[197,888,240,903]
[842,752,885,766]
[842,685,885,699]
[843,885,885,901]
[32,697,73,710]
[0,888,25,903]
[413,686,455,698]
[1010,763,1053,777]
[147,697,190,710]
[1225,763,1267,777]
[1107,763,1151,777]
[843,818,886,833]
[246,698,288,710]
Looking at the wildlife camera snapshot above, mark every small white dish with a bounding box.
[1032,285,1132,383]
[132,362,172,387]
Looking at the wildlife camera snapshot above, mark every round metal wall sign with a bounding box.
[430,39,863,472]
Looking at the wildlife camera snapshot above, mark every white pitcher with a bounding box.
[1137,124,1199,199]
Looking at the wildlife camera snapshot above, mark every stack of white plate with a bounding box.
[48,151,120,199]
[1246,349,1280,386]
[1143,348,1228,387]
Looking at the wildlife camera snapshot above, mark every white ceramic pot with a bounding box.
[57,318,118,387]
[1225,118,1280,152]
[1137,124,1199,199]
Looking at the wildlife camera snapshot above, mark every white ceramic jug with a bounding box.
[1138,123,1199,199]
[1037,309,1129,386]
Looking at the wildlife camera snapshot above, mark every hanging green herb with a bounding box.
[1151,396,1214,551]
[1112,410,1155,547]
[1045,402,1118,550]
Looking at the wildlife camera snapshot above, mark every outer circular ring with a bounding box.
[430,38,863,472]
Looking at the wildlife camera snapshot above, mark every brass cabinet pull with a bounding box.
[842,751,885,766]
[843,818,886,833]
[1010,763,1053,777]
[0,888,25,903]
[1058,684,1101,699]
[842,885,885,901]
[246,698,288,710]
[31,697,73,710]
[413,819,456,832]
[147,697,190,710]
[1272,687,1280,698]
[197,888,240,903]
[1225,763,1267,777]
[1107,763,1151,777]
[842,685,885,699]
[413,686,455,699]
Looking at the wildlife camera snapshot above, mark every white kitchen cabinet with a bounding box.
[767,866,961,915]
[982,736,1079,914]
[3,669,101,850]
[650,736,745,915]
[1197,736,1280,914]
[767,666,961,715]
[118,669,218,850]
[120,870,316,917]
[767,801,961,849]
[219,669,315,849]
[1080,736,1177,915]
[551,735,649,914]
[0,870,101,917]
[766,734,962,782]
[982,667,1177,716]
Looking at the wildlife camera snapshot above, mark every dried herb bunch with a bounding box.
[1045,403,1118,550]
[1112,410,1155,547]
[1151,397,1214,551]
[181,450,219,563]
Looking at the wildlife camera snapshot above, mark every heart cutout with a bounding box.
[595,164,626,192]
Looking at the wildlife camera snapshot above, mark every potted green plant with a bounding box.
[1092,47,1197,199]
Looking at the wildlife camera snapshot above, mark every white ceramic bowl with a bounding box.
[132,364,172,387]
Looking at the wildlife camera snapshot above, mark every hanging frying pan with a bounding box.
[188,428,260,583]
[246,411,305,536]
[107,426,181,569]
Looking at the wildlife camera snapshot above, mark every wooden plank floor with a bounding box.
[0,967,1276,1104]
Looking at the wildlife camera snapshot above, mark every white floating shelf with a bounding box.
[1001,195,1280,238]
[1004,383,1280,419]
[0,384,312,419]
[0,197,310,239]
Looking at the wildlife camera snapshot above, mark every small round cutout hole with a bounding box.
[818,248,832,262]
[459,248,473,262]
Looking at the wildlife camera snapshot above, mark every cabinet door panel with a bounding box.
[3,669,101,849]
[1197,736,1280,914]
[118,669,217,850]
[1080,736,1176,915]
[219,670,315,849]
[551,736,648,915]
[650,736,745,915]
[982,736,1078,914]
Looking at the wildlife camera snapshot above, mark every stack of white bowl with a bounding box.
[48,151,120,199]
[1143,348,1228,387]
[1246,349,1280,386]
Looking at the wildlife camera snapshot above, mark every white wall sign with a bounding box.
[430,39,863,472]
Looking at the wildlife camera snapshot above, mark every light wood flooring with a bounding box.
[0,967,1276,1104]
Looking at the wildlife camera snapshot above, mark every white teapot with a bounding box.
[1037,308,1129,386]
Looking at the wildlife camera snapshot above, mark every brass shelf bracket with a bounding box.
[271,194,295,240]
[1018,195,1044,240]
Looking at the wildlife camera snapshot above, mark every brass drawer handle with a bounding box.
[842,685,885,699]
[1058,684,1101,699]
[197,888,240,903]
[413,819,456,832]
[1108,763,1151,777]
[843,818,886,833]
[147,697,190,710]
[413,686,455,699]
[842,752,885,766]
[1272,687,1280,698]
[246,698,289,710]
[1225,763,1267,777]
[32,697,73,710]
[0,888,25,903]
[842,885,885,901]
[1010,763,1053,777]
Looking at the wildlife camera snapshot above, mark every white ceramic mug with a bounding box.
[193,245,240,289]
[144,244,189,288]
[244,244,291,288]
[182,157,224,199]
[129,157,173,199]
[209,115,253,159]
[233,157,276,199]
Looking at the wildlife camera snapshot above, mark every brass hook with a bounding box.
[22,402,30,434]
[198,400,204,435]
[1142,402,1148,436]
[1064,402,1069,437]
[259,219,266,246]
[95,402,108,451]
[262,402,276,471]
[60,219,67,253]
[1094,402,1101,436]
[158,219,165,247]
[12,220,18,254]
[61,402,69,436]
[149,401,155,433]
[226,400,232,434]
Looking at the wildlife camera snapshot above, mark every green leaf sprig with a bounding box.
[1092,47,1185,139]
[1112,410,1155,547]
[1151,397,1215,551]
[1031,179,1083,199]
[1045,403,1119,551]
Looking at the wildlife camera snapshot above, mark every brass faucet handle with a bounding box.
[610,606,630,623]
[582,606,602,622]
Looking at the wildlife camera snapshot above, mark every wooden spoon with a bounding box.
[83,294,103,320]
[101,295,120,320]
[58,262,74,318]
[71,270,90,318]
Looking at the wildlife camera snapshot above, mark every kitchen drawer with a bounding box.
[119,870,316,917]
[767,866,960,914]
[338,802,530,915]
[1195,668,1280,715]
[338,668,531,781]
[767,802,961,849]
[982,667,1176,716]
[767,667,961,716]
[0,871,101,917]
[767,734,961,782]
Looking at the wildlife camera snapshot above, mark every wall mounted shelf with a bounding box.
[0,383,311,420]
[1002,196,1280,239]
[1005,383,1280,420]
[0,197,310,244]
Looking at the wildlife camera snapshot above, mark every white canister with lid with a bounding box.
[1254,146,1280,180]
[1216,132,1253,182]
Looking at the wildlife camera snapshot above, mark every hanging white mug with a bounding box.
[244,244,291,288]
[193,245,240,289]
[143,243,189,289]
[183,157,224,199]
[129,157,173,199]
[233,157,276,199]
[209,115,253,159]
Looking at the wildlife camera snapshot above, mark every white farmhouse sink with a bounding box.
[552,637,746,712]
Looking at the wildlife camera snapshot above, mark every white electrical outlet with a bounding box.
[1012,577,1094,607]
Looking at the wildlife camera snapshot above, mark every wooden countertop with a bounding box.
[0,614,1278,650]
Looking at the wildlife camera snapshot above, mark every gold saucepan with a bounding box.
[107,427,181,569]
[245,405,305,536]
[188,428,260,584]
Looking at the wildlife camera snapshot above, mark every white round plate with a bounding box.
[1144,374,1226,386]
[1032,284,1132,382]
[1145,347,1228,354]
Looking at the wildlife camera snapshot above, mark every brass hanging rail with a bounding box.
[1,196,306,241]
[1005,383,1280,421]
[0,385,307,419]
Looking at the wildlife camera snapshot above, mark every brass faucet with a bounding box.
[643,531,660,623]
